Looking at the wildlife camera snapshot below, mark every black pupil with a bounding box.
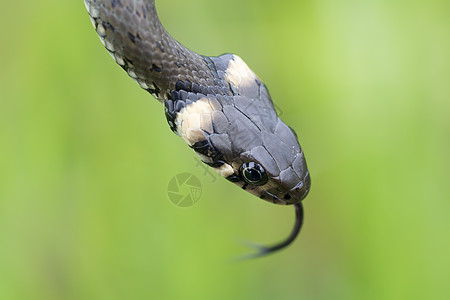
[244,168,262,183]
[240,162,268,186]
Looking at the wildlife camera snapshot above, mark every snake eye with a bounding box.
[240,162,268,186]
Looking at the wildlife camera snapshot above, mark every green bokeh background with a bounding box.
[1,0,449,299]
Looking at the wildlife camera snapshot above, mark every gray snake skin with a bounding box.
[84,0,310,257]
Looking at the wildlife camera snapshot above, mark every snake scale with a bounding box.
[84,0,311,257]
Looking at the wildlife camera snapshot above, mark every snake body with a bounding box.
[84,0,311,256]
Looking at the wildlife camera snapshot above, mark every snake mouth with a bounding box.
[262,189,300,205]
[262,172,311,205]
[261,190,289,205]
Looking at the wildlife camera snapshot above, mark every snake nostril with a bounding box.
[283,194,291,200]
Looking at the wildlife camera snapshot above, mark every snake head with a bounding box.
[168,54,310,205]
[211,54,310,205]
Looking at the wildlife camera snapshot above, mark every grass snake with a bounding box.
[83,0,311,258]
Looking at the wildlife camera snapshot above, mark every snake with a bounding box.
[83,0,311,257]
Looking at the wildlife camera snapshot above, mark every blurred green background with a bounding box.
[0,0,449,299]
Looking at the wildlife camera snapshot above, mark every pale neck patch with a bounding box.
[224,55,258,91]
[175,98,214,145]
[213,162,234,178]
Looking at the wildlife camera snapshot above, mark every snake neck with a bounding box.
[85,0,219,101]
